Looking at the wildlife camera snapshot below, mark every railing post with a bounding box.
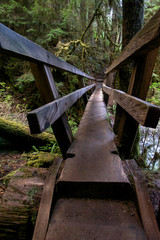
[103,72,115,106]
[114,48,158,157]
[78,76,88,105]
[30,63,73,158]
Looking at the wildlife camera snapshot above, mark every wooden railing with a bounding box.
[1,9,160,159]
[104,9,160,157]
[27,84,95,134]
[103,85,160,128]
[0,23,95,158]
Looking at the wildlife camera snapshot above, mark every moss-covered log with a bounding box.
[0,118,55,150]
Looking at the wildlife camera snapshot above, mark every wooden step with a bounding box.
[57,85,131,198]
[46,198,147,240]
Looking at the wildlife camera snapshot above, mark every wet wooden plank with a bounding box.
[126,160,160,240]
[27,84,95,134]
[58,85,131,198]
[46,199,147,240]
[0,23,94,79]
[106,9,160,74]
[103,84,160,128]
[32,158,62,240]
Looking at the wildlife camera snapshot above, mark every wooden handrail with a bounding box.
[0,24,97,156]
[27,84,95,134]
[103,84,160,128]
[0,23,94,80]
[106,9,160,75]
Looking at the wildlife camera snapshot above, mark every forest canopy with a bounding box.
[0,0,159,76]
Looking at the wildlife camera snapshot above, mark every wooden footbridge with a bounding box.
[1,9,160,240]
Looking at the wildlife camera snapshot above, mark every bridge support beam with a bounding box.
[78,76,88,106]
[30,63,73,158]
[114,48,158,158]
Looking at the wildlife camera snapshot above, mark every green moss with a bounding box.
[3,169,19,186]
[18,167,34,177]
[27,187,38,204]
[0,117,56,149]
[25,151,59,168]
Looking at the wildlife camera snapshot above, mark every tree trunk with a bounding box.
[114,0,144,158]
[80,0,86,33]
[122,0,144,48]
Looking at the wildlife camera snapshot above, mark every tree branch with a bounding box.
[80,0,103,42]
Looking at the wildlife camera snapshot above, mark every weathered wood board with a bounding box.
[127,48,158,100]
[27,84,95,134]
[58,84,131,198]
[0,23,94,79]
[103,84,160,128]
[46,199,147,240]
[106,9,160,74]
[32,158,62,240]
[126,160,160,240]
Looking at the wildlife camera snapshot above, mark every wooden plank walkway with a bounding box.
[46,199,147,240]
[45,84,148,240]
[57,84,131,198]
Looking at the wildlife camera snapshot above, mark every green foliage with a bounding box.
[14,72,35,93]
[106,104,116,127]
[148,81,160,105]
[2,169,19,186]
[147,66,160,106]
[68,117,78,136]
[0,82,13,107]
[34,141,61,154]
[0,0,29,29]
[27,187,38,205]
[43,28,66,44]
[144,0,160,21]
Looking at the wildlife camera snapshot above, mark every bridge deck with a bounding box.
[57,84,130,198]
[45,85,147,240]
[46,198,146,240]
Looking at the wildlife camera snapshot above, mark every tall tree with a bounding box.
[122,0,144,48]
[80,0,87,33]
[113,0,144,157]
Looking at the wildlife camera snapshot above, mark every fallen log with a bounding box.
[0,118,55,150]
